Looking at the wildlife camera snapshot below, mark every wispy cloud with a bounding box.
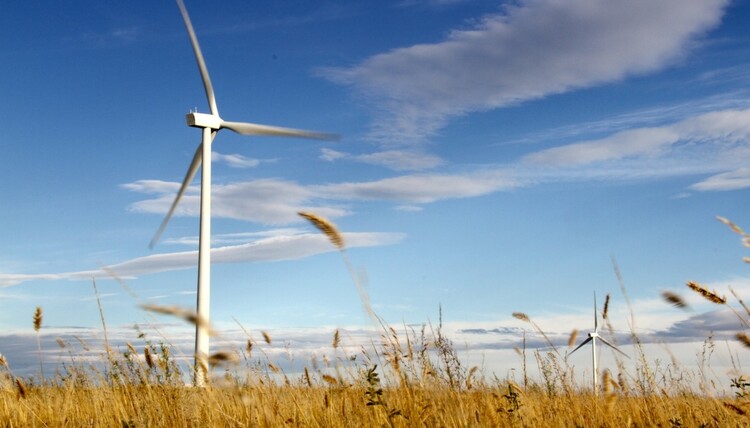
[314,171,517,204]
[320,148,444,171]
[691,167,750,191]
[497,91,750,148]
[524,128,681,166]
[212,152,260,169]
[320,0,728,143]
[354,150,445,171]
[320,148,348,162]
[0,231,404,288]
[125,105,749,226]
[76,27,141,49]
[124,169,518,222]
[124,179,349,224]
[519,108,750,187]
[163,229,308,247]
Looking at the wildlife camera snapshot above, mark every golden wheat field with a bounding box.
[3,319,750,427]
[2,215,750,427]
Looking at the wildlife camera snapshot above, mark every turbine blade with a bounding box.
[176,0,219,116]
[221,120,340,141]
[598,336,629,358]
[567,337,593,358]
[149,142,204,249]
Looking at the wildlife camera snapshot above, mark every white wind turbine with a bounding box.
[567,293,628,395]
[151,0,338,385]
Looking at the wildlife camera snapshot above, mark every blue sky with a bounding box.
[2,0,750,383]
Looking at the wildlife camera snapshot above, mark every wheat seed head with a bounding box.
[126,342,138,355]
[737,332,750,349]
[332,329,340,349]
[602,294,610,319]
[322,374,337,385]
[568,329,579,348]
[602,369,613,394]
[717,216,748,237]
[140,304,217,336]
[512,312,530,322]
[209,351,240,366]
[662,291,689,309]
[15,379,26,399]
[298,211,345,250]
[724,402,747,416]
[686,281,726,304]
[33,307,43,332]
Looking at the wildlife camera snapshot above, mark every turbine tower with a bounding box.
[152,0,337,386]
[567,293,628,395]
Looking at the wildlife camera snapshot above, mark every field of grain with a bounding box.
[3,291,750,427]
[1,216,749,427]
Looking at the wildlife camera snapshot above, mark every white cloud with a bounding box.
[320,148,348,162]
[125,169,520,223]
[315,171,517,204]
[520,109,750,185]
[355,150,445,170]
[125,179,349,224]
[524,128,680,166]
[670,192,692,200]
[395,205,424,212]
[121,180,184,195]
[211,181,348,224]
[164,229,308,247]
[0,231,405,288]
[691,167,750,191]
[212,152,260,168]
[321,0,728,143]
[124,106,750,223]
[320,148,444,171]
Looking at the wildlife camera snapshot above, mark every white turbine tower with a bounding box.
[567,293,628,395]
[151,0,338,386]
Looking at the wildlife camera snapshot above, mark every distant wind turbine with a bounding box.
[151,0,338,386]
[567,293,628,395]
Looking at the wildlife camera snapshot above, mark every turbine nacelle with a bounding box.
[187,112,222,130]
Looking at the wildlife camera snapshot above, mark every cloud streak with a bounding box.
[314,171,517,203]
[0,231,404,288]
[124,169,519,223]
[320,148,444,171]
[124,179,349,225]
[212,152,260,169]
[125,106,750,229]
[691,168,750,191]
[321,0,728,143]
[520,109,750,188]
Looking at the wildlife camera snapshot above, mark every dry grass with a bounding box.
[2,216,749,426]
[686,281,727,305]
[1,359,750,427]
[662,291,689,309]
[298,211,345,250]
[2,301,750,427]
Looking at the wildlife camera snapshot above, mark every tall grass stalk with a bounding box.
[32,306,43,381]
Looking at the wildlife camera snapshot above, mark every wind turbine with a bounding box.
[152,0,338,386]
[567,293,628,395]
